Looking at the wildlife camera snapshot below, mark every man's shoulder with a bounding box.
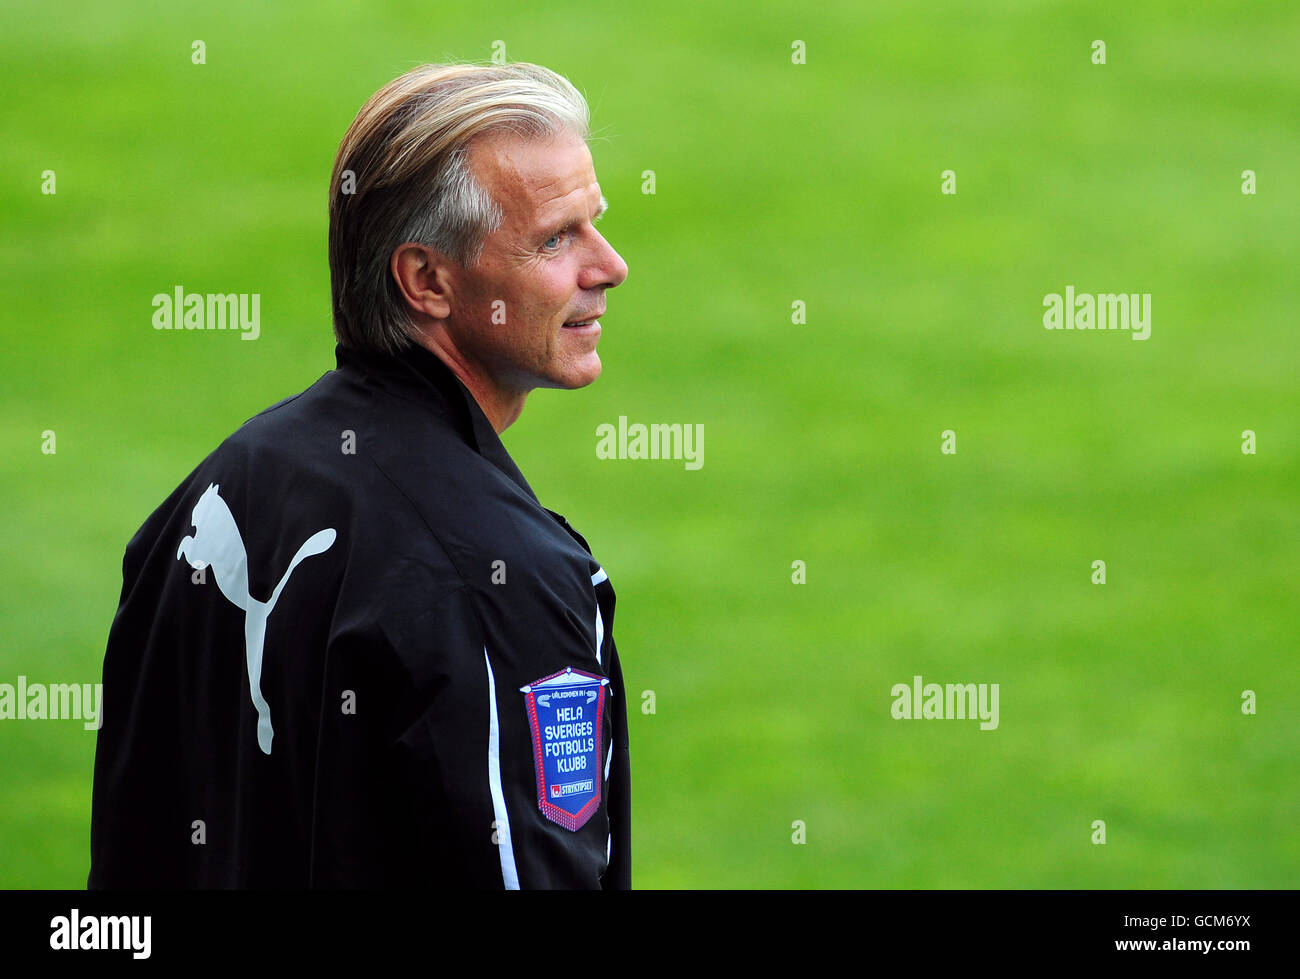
[223,362,478,475]
[123,368,426,566]
[118,354,542,613]
[226,367,354,452]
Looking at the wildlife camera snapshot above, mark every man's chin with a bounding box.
[566,358,602,389]
[546,356,602,390]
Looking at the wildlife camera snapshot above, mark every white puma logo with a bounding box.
[176,483,336,754]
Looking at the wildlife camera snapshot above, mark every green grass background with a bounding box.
[1,0,1296,888]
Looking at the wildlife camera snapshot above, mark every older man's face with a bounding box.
[450,129,628,395]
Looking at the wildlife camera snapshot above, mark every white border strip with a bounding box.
[591,567,608,665]
[483,646,519,890]
[591,567,616,876]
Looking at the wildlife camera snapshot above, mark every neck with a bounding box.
[413,332,526,434]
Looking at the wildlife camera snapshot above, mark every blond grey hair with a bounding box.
[328,63,590,353]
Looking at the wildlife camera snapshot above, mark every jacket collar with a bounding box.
[334,342,538,503]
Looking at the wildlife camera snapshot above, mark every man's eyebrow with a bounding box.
[537,193,608,237]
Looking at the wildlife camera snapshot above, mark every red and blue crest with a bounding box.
[520,667,609,831]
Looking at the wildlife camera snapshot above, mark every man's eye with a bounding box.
[542,230,567,251]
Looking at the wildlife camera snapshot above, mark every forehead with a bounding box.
[468,129,597,232]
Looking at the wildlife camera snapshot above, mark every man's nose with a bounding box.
[583,231,628,290]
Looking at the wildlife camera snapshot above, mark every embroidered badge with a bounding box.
[520,667,609,832]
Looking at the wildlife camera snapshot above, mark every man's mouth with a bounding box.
[562,311,604,330]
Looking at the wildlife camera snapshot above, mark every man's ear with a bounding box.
[391,242,455,320]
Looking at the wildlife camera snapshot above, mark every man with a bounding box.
[88,62,630,889]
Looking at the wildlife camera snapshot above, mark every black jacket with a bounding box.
[88,342,630,888]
